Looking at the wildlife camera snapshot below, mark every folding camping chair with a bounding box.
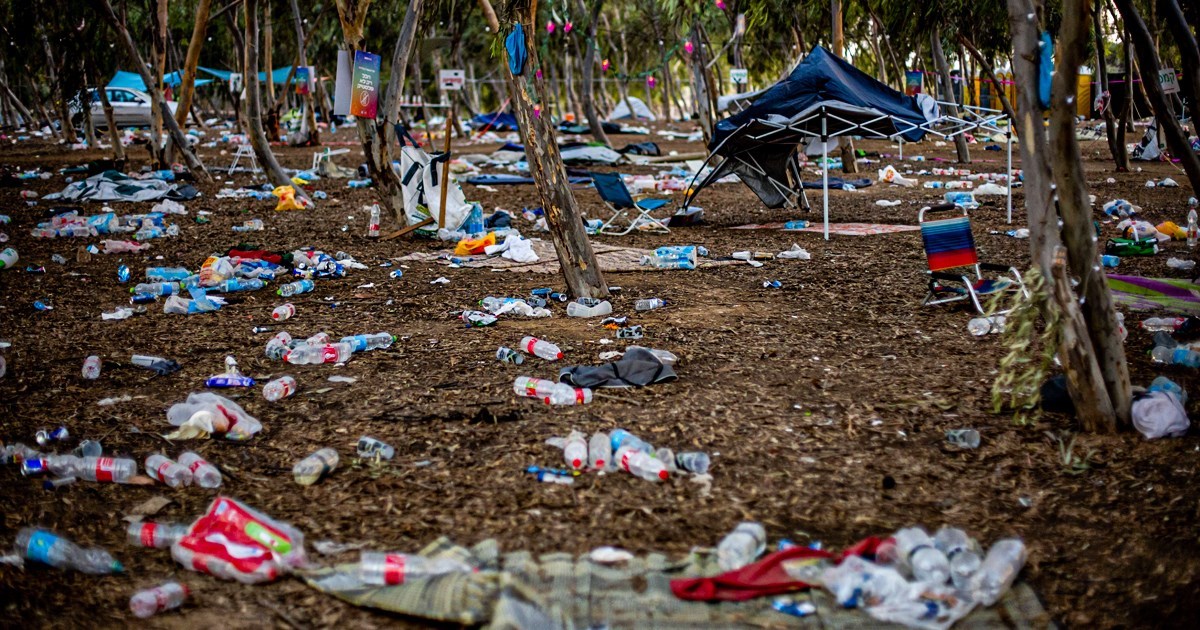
[919,203,1026,314]
[229,144,261,175]
[589,172,671,235]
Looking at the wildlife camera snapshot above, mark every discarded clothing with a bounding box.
[558,346,676,388]
[801,177,873,190]
[465,173,591,186]
[671,537,882,602]
[560,144,623,165]
[1132,390,1189,439]
[618,142,661,156]
[46,170,198,202]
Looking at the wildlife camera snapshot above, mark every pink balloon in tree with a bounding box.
[646,76,657,89]
[546,21,556,34]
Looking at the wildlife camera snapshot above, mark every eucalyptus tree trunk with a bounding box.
[1092,7,1129,170]
[97,78,126,162]
[244,0,302,196]
[572,0,609,145]
[1158,0,1200,140]
[289,0,320,145]
[931,28,971,163]
[177,0,213,126]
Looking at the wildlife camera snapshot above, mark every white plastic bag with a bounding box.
[1132,391,1189,439]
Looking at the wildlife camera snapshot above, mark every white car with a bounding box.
[71,87,180,128]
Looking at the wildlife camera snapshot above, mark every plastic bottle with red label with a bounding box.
[126,522,189,549]
[130,582,189,618]
[357,552,473,585]
[73,456,137,483]
[145,455,193,488]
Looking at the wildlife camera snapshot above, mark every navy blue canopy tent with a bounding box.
[683,47,945,237]
[469,111,519,132]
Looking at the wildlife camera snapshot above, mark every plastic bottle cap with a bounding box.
[658,470,669,480]
[572,459,582,468]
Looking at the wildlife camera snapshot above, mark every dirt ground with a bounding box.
[1,122,1198,629]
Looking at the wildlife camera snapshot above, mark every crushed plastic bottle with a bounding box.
[131,355,182,376]
[716,522,767,571]
[934,526,983,590]
[635,298,666,311]
[263,375,298,401]
[205,355,255,388]
[82,355,101,380]
[145,454,193,488]
[126,521,189,549]
[357,436,395,460]
[894,526,951,584]
[967,315,1006,336]
[15,527,124,574]
[675,451,711,474]
[1142,317,1186,332]
[588,432,611,470]
[1151,345,1200,368]
[130,582,189,618]
[272,303,296,321]
[357,552,473,585]
[285,342,353,365]
[969,539,1027,605]
[265,332,293,360]
[294,448,339,485]
[496,346,524,364]
[178,452,222,488]
[566,301,613,318]
[519,336,563,361]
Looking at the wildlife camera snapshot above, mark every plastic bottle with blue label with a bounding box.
[15,527,124,574]
[1151,346,1200,368]
[217,278,266,293]
[278,279,315,297]
[340,333,396,352]
[132,282,180,297]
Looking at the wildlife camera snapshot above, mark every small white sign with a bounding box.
[730,68,748,84]
[1159,68,1180,95]
[439,69,465,91]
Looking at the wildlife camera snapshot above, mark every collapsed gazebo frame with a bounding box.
[682,100,1014,240]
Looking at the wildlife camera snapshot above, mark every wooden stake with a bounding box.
[382,217,434,240]
[437,104,454,230]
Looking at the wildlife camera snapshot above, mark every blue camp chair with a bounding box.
[590,172,671,235]
[919,203,1025,314]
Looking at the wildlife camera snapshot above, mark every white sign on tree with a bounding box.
[730,68,748,85]
[439,69,465,91]
[1158,68,1180,95]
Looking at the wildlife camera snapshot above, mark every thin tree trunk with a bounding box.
[243,0,300,195]
[98,0,210,182]
[1092,7,1129,170]
[960,34,1017,123]
[495,0,608,299]
[289,0,319,145]
[1121,27,1133,134]
[97,76,126,162]
[1115,0,1200,193]
[932,28,971,163]
[263,2,274,107]
[1050,0,1129,431]
[573,0,609,145]
[40,31,77,143]
[151,0,168,163]
[81,63,98,149]
[0,57,35,128]
[1159,0,1200,139]
[177,0,213,126]
[689,22,715,143]
[1009,0,1117,431]
[335,0,424,226]
[831,0,857,172]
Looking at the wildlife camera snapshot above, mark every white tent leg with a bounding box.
[899,137,903,160]
[1006,131,1013,224]
[822,115,830,241]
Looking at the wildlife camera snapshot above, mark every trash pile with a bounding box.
[30,204,185,240]
[534,427,711,484]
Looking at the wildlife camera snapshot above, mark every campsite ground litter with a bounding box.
[1,126,1199,628]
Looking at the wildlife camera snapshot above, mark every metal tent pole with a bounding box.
[1006,130,1013,224]
[899,137,903,160]
[822,109,829,241]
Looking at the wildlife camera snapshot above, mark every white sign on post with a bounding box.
[730,68,748,85]
[1159,68,1180,95]
[439,69,465,91]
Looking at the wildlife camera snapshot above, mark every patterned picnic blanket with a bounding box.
[730,222,921,236]
[1107,275,1200,313]
[397,239,742,273]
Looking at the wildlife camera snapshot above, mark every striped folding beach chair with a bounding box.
[920,203,1025,314]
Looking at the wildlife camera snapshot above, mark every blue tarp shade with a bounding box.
[469,111,519,131]
[696,46,931,208]
[198,66,233,80]
[258,67,304,85]
[107,70,213,91]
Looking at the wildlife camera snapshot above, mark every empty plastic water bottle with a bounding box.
[73,456,137,483]
[263,375,298,401]
[1189,208,1198,249]
[934,527,983,590]
[357,552,473,585]
[285,342,353,365]
[1142,317,1186,332]
[272,303,296,321]
[367,205,381,237]
[558,431,587,469]
[566,301,613,318]
[145,455,192,488]
[894,526,951,584]
[130,355,182,375]
[969,539,1027,605]
[145,267,191,281]
[294,448,339,485]
[278,279,315,297]
[546,383,593,405]
[640,255,695,270]
[340,333,395,352]
[519,336,563,361]
[675,451,711,474]
[15,528,123,574]
[178,452,222,488]
[716,522,767,571]
[587,432,611,470]
[513,376,558,399]
[82,355,101,380]
[615,445,669,481]
[967,315,1006,336]
[217,278,265,292]
[635,298,666,311]
[1151,346,1200,368]
[130,582,189,618]
[126,521,188,549]
[610,428,653,453]
[306,332,332,345]
[357,436,395,460]
[232,219,264,233]
[131,282,180,297]
[265,332,293,360]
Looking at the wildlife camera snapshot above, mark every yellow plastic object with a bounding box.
[454,232,496,256]
[273,186,305,211]
[1157,221,1186,240]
